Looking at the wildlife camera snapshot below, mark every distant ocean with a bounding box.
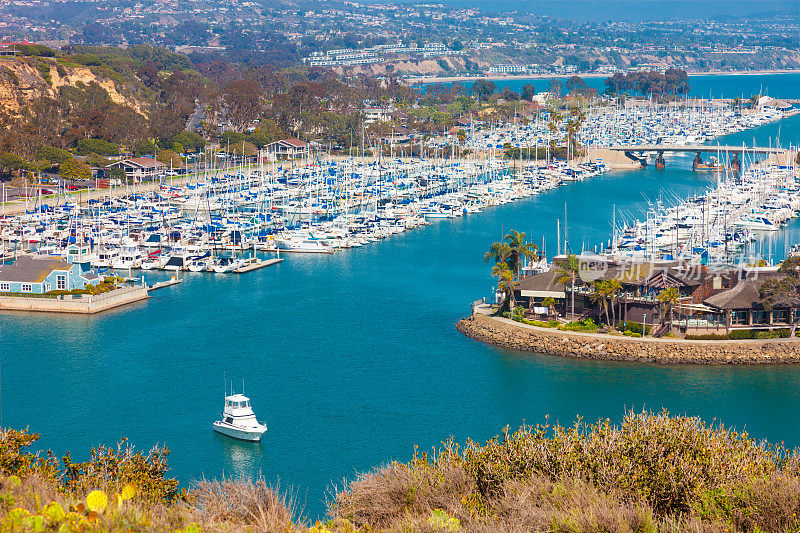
[388,0,797,21]
[423,72,800,100]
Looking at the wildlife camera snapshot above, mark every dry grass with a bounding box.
[330,410,800,532]
[331,455,471,530]
[190,478,298,531]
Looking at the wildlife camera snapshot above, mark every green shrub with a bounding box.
[729,329,755,340]
[70,53,103,66]
[685,334,730,341]
[755,330,779,339]
[624,322,651,335]
[36,61,52,84]
[333,409,791,531]
[519,319,554,327]
[16,44,55,57]
[623,331,642,338]
[558,318,597,332]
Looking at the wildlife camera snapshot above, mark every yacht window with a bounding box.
[225,417,233,424]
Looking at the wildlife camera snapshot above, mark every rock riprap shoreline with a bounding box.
[456,314,800,364]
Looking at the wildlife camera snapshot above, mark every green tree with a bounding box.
[84,153,111,168]
[230,141,257,157]
[471,79,496,101]
[492,262,515,313]
[59,158,92,181]
[76,138,119,157]
[134,139,157,157]
[606,278,622,327]
[521,83,536,101]
[37,146,72,165]
[760,256,800,336]
[484,230,538,281]
[0,153,25,176]
[172,131,206,153]
[555,254,580,322]
[657,287,680,329]
[542,296,556,316]
[156,150,182,168]
[590,280,612,327]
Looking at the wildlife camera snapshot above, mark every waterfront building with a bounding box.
[0,256,98,294]
[266,138,309,160]
[106,157,166,183]
[516,258,800,336]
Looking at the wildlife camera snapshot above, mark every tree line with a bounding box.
[603,68,690,97]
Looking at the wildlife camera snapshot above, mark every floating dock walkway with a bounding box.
[148,278,184,291]
[233,257,283,273]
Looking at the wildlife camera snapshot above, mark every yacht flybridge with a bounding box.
[212,393,268,442]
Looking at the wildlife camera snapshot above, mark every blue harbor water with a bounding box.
[430,72,800,101]
[4,75,800,520]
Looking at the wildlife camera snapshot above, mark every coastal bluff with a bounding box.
[457,313,800,364]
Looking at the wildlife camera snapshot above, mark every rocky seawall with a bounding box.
[457,314,800,364]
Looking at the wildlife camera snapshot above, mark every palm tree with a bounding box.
[542,296,556,317]
[555,254,580,322]
[456,129,467,156]
[606,278,622,328]
[503,230,539,280]
[484,230,539,281]
[484,241,511,265]
[589,280,611,327]
[492,262,516,313]
[657,287,680,329]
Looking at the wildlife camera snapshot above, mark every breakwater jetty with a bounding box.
[457,313,800,364]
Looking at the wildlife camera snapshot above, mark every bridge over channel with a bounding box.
[607,145,786,155]
[603,144,791,169]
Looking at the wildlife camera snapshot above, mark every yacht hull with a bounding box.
[212,422,265,442]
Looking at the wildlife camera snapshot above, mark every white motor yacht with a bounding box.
[212,393,268,442]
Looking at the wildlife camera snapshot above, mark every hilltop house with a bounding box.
[265,138,309,160]
[0,256,98,294]
[106,157,166,183]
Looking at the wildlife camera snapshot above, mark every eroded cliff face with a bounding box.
[0,56,147,120]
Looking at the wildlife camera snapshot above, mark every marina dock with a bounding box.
[149,278,184,291]
[233,257,283,273]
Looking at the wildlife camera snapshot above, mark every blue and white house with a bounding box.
[0,255,98,294]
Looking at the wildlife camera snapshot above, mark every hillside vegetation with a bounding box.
[3,410,800,532]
